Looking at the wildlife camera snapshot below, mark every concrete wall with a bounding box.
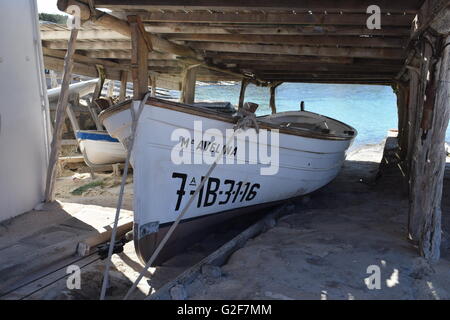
[0,0,51,222]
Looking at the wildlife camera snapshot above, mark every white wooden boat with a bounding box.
[99,98,356,263]
[76,130,127,166]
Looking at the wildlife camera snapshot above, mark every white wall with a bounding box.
[0,0,51,222]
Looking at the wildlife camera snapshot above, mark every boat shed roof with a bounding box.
[41,0,435,89]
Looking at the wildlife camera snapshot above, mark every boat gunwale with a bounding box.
[98,97,356,141]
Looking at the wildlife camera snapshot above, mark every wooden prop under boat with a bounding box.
[99,98,356,264]
[76,130,127,166]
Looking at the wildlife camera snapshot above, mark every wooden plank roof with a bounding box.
[41,0,430,87]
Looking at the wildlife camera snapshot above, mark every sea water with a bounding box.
[190,82,450,148]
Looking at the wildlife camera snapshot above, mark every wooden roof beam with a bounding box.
[43,36,407,50]
[189,42,405,59]
[165,34,408,48]
[41,28,129,41]
[146,23,412,37]
[93,0,423,14]
[208,53,355,64]
[262,75,394,81]
[83,50,176,59]
[43,55,122,80]
[258,79,392,85]
[57,0,261,84]
[133,11,414,26]
[412,0,450,37]
[57,0,199,58]
[241,63,400,73]
[42,47,128,70]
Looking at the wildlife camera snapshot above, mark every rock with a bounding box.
[409,257,435,279]
[170,284,187,300]
[201,264,222,278]
[264,218,276,229]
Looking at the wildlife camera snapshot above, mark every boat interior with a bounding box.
[259,111,357,139]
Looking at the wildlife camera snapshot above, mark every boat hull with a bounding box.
[76,130,127,166]
[101,99,355,264]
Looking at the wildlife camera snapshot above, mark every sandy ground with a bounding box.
[54,171,134,210]
[3,141,450,300]
[3,167,259,300]
[184,143,450,300]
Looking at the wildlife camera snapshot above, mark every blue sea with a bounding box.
[189,82,449,149]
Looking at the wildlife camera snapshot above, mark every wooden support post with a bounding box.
[128,15,150,100]
[238,78,249,109]
[107,80,114,97]
[269,82,282,114]
[150,75,157,97]
[119,70,128,101]
[408,35,450,262]
[44,28,78,202]
[394,81,409,161]
[88,65,106,130]
[50,70,58,88]
[66,101,80,133]
[180,65,198,104]
[406,68,420,173]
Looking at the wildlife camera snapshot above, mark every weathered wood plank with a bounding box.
[180,66,198,104]
[119,70,128,101]
[137,11,414,26]
[394,81,409,160]
[57,0,198,59]
[43,47,127,70]
[44,29,78,202]
[94,0,423,13]
[238,78,249,109]
[209,53,355,64]
[44,35,406,50]
[239,63,401,73]
[408,35,450,262]
[269,83,282,114]
[147,23,412,36]
[84,50,175,60]
[129,15,150,100]
[57,0,257,84]
[41,29,129,40]
[166,34,408,48]
[188,42,405,59]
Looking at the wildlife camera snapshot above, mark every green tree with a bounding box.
[39,13,68,24]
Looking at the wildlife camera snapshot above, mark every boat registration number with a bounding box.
[172,172,260,211]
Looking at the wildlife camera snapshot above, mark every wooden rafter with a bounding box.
[96,0,421,13]
[165,34,408,48]
[133,11,414,26]
[188,42,405,59]
[92,0,423,13]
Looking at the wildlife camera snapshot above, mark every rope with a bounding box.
[233,102,260,133]
[99,92,152,300]
[123,110,258,300]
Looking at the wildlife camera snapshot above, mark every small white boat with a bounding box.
[99,98,356,263]
[76,130,127,166]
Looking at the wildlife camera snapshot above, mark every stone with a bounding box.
[264,218,276,229]
[201,264,222,278]
[170,284,187,300]
[409,257,435,279]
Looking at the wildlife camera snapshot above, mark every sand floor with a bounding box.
[3,141,449,300]
[184,143,450,300]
